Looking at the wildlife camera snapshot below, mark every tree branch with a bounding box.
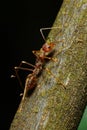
[10,0,87,130]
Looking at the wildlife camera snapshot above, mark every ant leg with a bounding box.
[45,68,66,89]
[32,50,58,62]
[43,56,58,62]
[22,83,28,101]
[14,67,33,89]
[20,61,36,68]
[11,61,35,89]
[11,61,35,78]
[13,67,33,90]
[40,27,61,41]
[14,66,33,72]
[14,67,24,89]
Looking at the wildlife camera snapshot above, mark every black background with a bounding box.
[0,0,63,130]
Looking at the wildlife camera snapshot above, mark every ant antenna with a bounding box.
[40,27,61,42]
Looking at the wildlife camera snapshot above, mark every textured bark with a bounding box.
[10,0,87,130]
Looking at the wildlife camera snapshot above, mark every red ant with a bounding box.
[11,27,65,101]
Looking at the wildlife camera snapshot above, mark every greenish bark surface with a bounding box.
[10,0,87,130]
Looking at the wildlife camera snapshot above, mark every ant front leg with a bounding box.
[43,56,58,62]
[32,50,58,63]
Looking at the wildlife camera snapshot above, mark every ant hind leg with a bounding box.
[11,61,35,89]
[45,67,66,89]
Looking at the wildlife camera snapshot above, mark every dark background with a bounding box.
[0,0,63,130]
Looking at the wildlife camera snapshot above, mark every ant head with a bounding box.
[42,42,55,53]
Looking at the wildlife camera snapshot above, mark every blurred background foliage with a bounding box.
[78,106,87,130]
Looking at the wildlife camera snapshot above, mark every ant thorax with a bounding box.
[33,60,43,76]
